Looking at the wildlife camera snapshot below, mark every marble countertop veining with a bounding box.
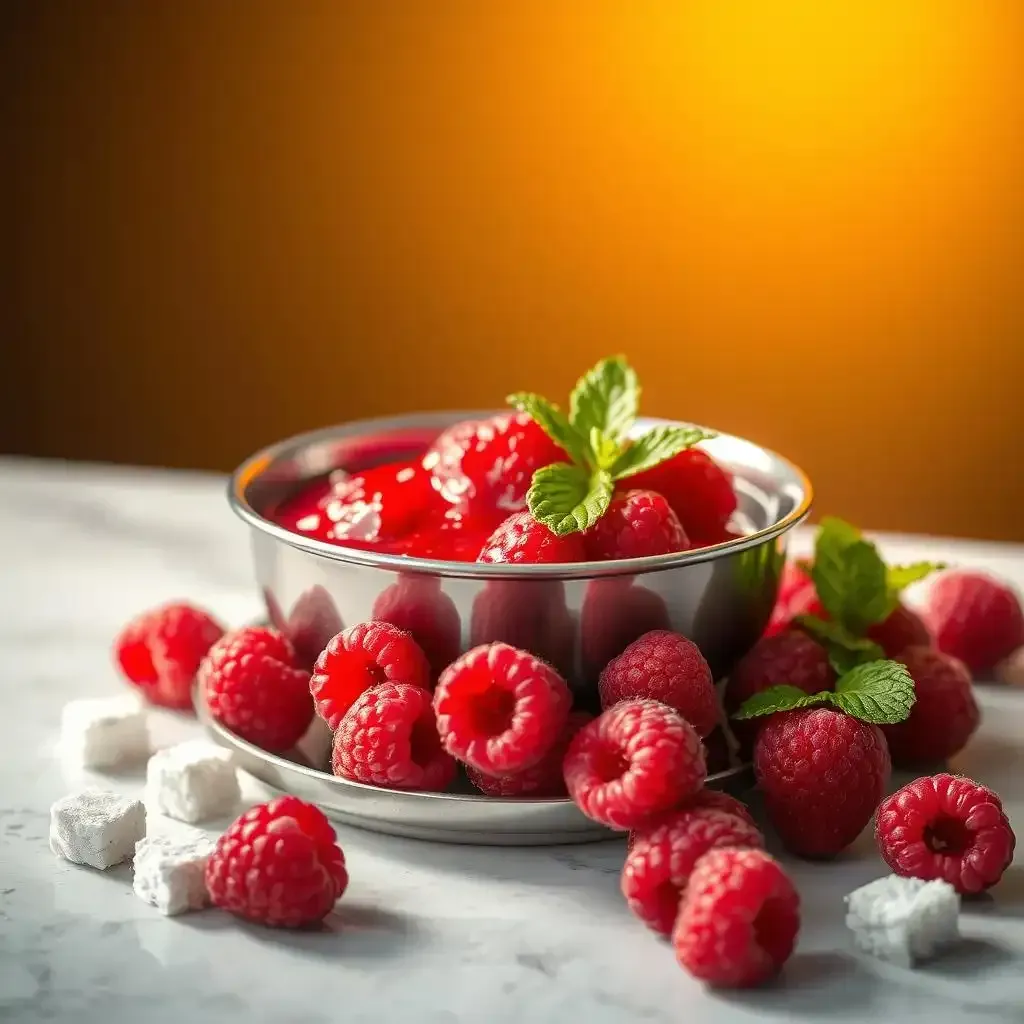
[2,456,1023,1023]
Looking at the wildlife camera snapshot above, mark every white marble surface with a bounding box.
[2,455,1023,1023]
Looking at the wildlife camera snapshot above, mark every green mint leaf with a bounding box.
[588,428,623,472]
[817,516,863,548]
[733,684,830,720]
[812,518,892,632]
[527,463,614,537]
[568,356,639,443]
[887,561,946,593]
[795,615,885,676]
[506,391,590,467]
[610,424,717,481]
[832,660,916,725]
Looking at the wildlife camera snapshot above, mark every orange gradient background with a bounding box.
[4,2,1024,539]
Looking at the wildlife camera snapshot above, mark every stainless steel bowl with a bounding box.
[228,411,812,693]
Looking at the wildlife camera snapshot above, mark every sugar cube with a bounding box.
[60,695,149,769]
[133,834,215,915]
[845,874,960,968]
[49,789,147,870]
[145,740,239,823]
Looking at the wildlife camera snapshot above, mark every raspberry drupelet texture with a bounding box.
[370,575,462,680]
[199,627,313,752]
[584,490,690,561]
[622,806,764,935]
[882,646,979,766]
[754,707,890,859]
[598,630,719,738]
[875,773,1016,895]
[626,789,757,853]
[433,643,572,775]
[866,603,932,658]
[580,578,671,683]
[477,511,586,564]
[562,699,706,830]
[673,848,800,989]
[115,603,225,709]
[332,682,456,791]
[465,712,591,798]
[205,796,348,928]
[310,621,431,730]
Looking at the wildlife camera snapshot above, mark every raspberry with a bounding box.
[371,575,461,679]
[332,682,456,791]
[584,489,689,561]
[924,570,1024,673]
[477,511,586,564]
[310,621,431,730]
[562,699,706,830]
[205,796,348,928]
[199,627,314,752]
[764,562,823,638]
[623,806,764,935]
[280,585,345,672]
[627,448,737,541]
[882,646,979,765]
[422,413,566,514]
[433,643,571,775]
[673,848,800,989]
[876,773,1016,894]
[754,707,890,858]
[865,602,932,658]
[626,789,757,853]
[598,630,718,738]
[470,580,574,679]
[465,712,591,798]
[580,578,671,682]
[114,603,224,710]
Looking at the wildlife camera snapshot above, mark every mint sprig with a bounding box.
[733,659,915,726]
[508,356,715,536]
[795,614,885,676]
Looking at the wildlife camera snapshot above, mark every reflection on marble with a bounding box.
[2,456,1023,1023]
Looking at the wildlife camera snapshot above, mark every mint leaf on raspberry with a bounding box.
[506,391,590,467]
[569,355,639,443]
[795,615,885,676]
[812,519,893,633]
[611,424,717,480]
[733,684,830,719]
[887,561,946,593]
[832,660,915,725]
[527,463,614,536]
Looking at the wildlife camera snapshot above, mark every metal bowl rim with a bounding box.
[228,410,813,580]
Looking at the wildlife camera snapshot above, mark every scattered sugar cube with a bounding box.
[60,695,149,769]
[133,834,215,916]
[145,739,240,823]
[49,789,147,870]
[845,875,960,968]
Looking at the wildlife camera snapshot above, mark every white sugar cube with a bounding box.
[145,740,239,823]
[49,789,147,870]
[60,695,149,769]
[133,834,215,916]
[845,875,960,968]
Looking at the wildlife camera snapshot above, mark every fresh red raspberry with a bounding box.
[754,707,890,858]
[562,699,706,830]
[199,626,314,752]
[422,413,566,515]
[205,796,348,928]
[924,570,1024,674]
[764,562,824,638]
[623,806,764,935]
[626,789,757,853]
[688,523,744,550]
[673,848,800,989]
[584,490,689,561]
[332,682,456,791]
[865,602,932,658]
[433,643,571,775]
[477,511,586,564]
[881,646,979,766]
[309,621,431,730]
[465,712,591,798]
[580,578,671,682]
[875,773,1016,894]
[114,603,225,710]
[598,630,718,738]
[470,580,574,679]
[627,448,737,541]
[371,575,461,679]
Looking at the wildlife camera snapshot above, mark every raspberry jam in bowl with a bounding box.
[228,410,812,693]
